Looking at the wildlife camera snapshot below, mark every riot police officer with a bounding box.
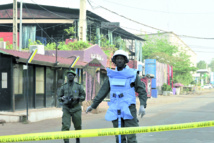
[58,70,86,143]
[86,50,147,143]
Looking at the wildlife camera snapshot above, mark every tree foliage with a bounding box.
[142,34,197,85]
[64,26,76,39]
[208,59,214,72]
[142,34,178,59]
[0,38,13,49]
[27,39,91,51]
[25,26,129,58]
[63,26,127,57]
[197,60,207,69]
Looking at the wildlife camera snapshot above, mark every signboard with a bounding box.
[101,22,120,29]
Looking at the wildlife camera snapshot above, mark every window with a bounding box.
[1,72,7,88]
[13,65,23,94]
[36,67,44,94]
[14,64,24,110]
[46,67,54,107]
[35,67,45,108]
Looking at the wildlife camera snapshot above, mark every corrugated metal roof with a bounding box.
[0,49,9,55]
[0,49,87,68]
[0,3,145,41]
[45,50,84,60]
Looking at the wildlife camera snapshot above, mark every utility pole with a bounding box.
[135,40,139,61]
[19,0,23,51]
[13,0,18,50]
[79,0,87,41]
[134,40,139,69]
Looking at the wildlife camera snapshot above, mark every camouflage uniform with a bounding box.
[58,81,85,142]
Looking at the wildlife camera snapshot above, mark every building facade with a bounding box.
[0,48,86,112]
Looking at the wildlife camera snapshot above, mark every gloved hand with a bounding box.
[86,106,93,113]
[138,105,145,118]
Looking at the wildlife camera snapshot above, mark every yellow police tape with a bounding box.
[0,120,213,142]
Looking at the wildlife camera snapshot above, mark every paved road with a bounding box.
[0,92,214,143]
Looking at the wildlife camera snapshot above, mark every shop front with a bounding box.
[0,49,86,112]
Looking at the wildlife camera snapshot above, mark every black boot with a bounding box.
[64,140,69,143]
[76,138,80,143]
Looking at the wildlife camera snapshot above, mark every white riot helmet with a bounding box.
[111,50,129,63]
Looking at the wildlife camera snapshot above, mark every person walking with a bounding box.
[58,70,86,143]
[86,50,147,143]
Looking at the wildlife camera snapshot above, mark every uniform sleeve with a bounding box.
[135,74,147,108]
[91,78,110,109]
[79,85,86,102]
[58,85,64,102]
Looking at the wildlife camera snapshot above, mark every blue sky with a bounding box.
[1,0,214,63]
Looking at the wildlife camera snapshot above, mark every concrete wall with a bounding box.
[0,108,63,123]
[0,32,19,45]
[69,50,84,61]
[28,108,62,122]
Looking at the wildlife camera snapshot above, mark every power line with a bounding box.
[0,24,13,27]
[193,51,214,53]
[85,16,145,40]
[190,45,214,48]
[87,0,214,40]
[24,3,58,43]
[120,26,153,34]
[3,23,211,51]
[29,0,77,21]
[0,23,68,39]
[121,25,214,40]
[189,46,214,49]
[20,0,214,40]
[5,9,12,18]
[87,22,139,40]
[102,0,214,15]
[88,0,166,32]
[179,35,214,40]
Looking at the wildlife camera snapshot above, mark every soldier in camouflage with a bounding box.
[58,70,86,143]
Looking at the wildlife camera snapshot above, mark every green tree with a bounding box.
[142,34,178,60]
[64,26,76,39]
[208,59,214,72]
[142,34,197,85]
[172,52,197,84]
[197,60,207,69]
